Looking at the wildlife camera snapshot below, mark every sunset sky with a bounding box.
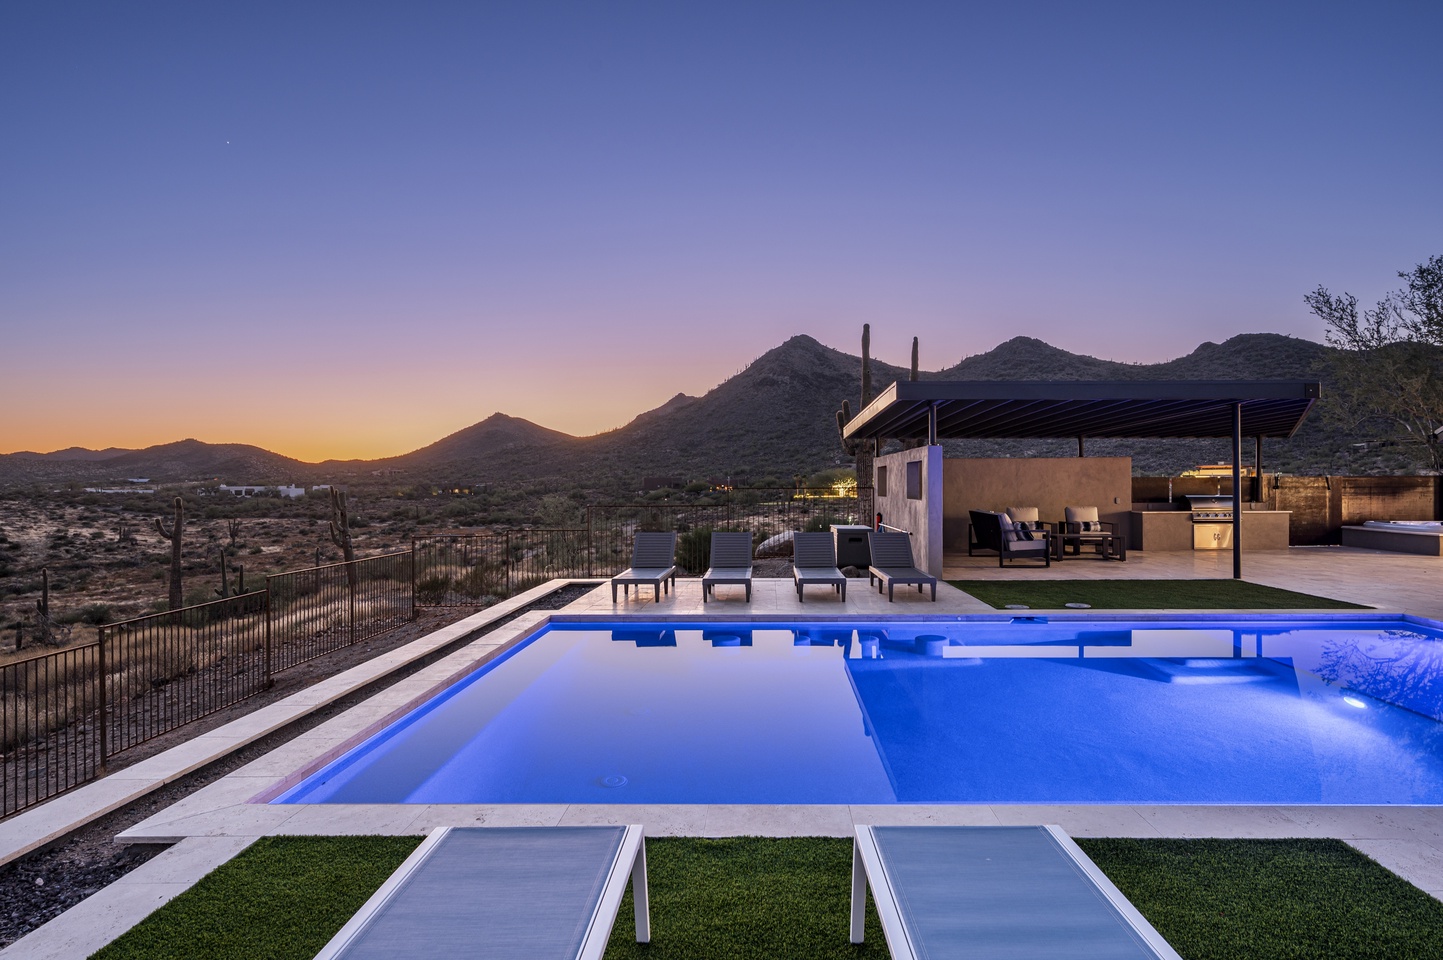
[3,2,1440,462]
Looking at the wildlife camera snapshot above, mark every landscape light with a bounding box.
[1342,693,1368,709]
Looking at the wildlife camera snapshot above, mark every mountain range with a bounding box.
[0,333,1370,488]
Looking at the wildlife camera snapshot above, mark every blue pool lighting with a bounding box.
[274,617,1443,806]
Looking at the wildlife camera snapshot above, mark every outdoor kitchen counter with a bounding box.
[1128,508,1291,551]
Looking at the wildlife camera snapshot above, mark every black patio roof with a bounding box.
[840,380,1321,441]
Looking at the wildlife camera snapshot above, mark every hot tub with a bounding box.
[1342,521,1443,556]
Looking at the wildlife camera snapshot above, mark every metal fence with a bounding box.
[587,488,868,576]
[267,551,414,673]
[1,551,415,820]
[99,591,269,755]
[412,529,589,606]
[1,643,103,819]
[412,489,867,605]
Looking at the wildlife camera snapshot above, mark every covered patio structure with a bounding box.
[840,380,1321,579]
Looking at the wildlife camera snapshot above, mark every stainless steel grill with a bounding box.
[1184,494,1234,522]
[1185,495,1235,549]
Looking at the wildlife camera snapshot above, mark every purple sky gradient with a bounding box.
[3,2,1440,460]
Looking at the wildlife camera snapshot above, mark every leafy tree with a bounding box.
[1305,255,1443,472]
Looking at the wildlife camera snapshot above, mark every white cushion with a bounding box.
[1065,506,1099,524]
[1006,507,1040,524]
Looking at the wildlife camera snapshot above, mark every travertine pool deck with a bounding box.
[5,548,1443,958]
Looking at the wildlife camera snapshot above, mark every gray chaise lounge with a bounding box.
[701,531,754,602]
[792,531,847,602]
[851,825,1182,960]
[316,825,650,960]
[612,531,679,602]
[866,530,937,601]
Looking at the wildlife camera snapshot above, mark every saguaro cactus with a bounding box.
[35,567,51,645]
[215,548,230,599]
[836,323,877,508]
[329,488,358,587]
[835,323,875,457]
[155,497,184,610]
[903,337,924,449]
[226,518,242,547]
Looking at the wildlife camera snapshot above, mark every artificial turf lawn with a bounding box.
[90,836,424,960]
[88,836,1443,960]
[949,578,1369,610]
[1077,838,1443,960]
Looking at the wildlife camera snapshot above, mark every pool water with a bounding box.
[274,618,1443,805]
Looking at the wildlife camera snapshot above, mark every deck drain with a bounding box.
[599,775,629,788]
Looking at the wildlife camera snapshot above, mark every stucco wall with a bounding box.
[873,446,944,575]
[942,457,1132,551]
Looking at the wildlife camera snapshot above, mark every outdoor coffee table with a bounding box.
[1061,531,1127,561]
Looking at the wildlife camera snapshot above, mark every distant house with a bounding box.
[219,484,306,499]
[640,475,682,493]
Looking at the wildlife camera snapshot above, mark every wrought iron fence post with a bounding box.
[349,561,358,646]
[505,530,512,595]
[586,507,594,578]
[96,626,108,771]
[263,584,274,688]
[408,544,417,619]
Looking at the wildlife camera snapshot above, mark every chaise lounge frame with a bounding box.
[316,824,650,960]
[866,530,936,601]
[701,530,754,602]
[612,531,680,602]
[792,531,847,602]
[851,824,1182,960]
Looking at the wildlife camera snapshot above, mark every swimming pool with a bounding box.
[274,616,1443,806]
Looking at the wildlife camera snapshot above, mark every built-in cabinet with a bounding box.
[1128,509,1291,551]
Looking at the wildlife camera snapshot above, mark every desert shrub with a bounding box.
[456,562,504,599]
[803,515,831,533]
[57,603,115,626]
[676,527,714,575]
[416,573,452,605]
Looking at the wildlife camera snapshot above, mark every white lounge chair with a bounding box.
[701,531,754,602]
[792,531,847,602]
[850,825,1182,960]
[611,531,679,602]
[866,530,937,601]
[316,825,650,960]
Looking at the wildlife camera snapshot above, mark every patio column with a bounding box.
[1077,436,1085,457]
[1251,436,1263,502]
[1232,402,1243,580]
[927,403,938,445]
